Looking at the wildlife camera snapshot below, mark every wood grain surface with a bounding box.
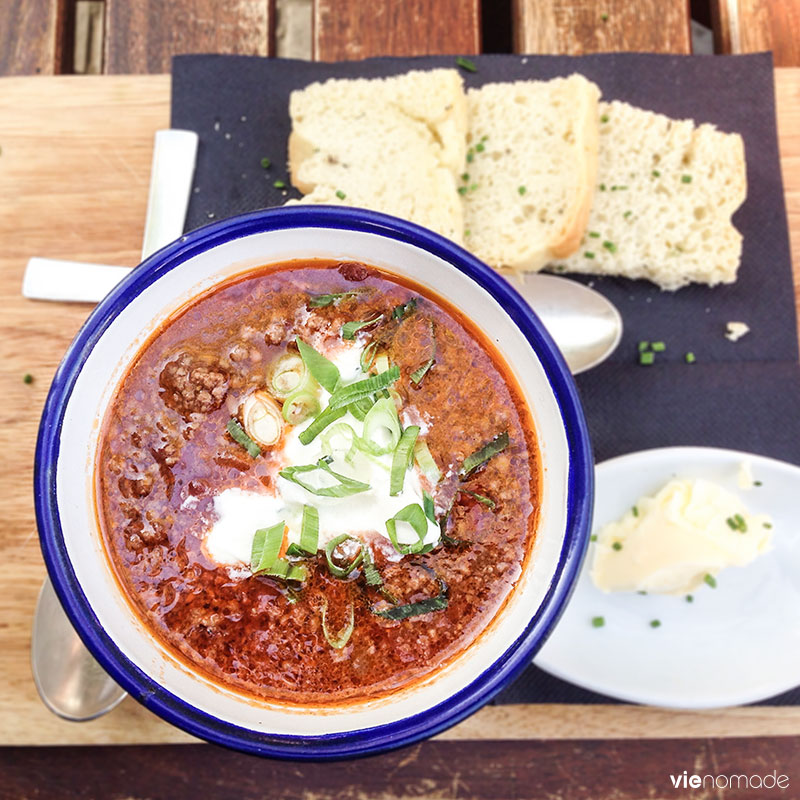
[0,69,798,747]
[313,0,481,61]
[104,0,274,74]
[0,0,69,75]
[2,738,799,799]
[712,0,800,67]
[512,0,691,55]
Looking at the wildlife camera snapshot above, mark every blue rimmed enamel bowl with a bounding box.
[35,206,592,759]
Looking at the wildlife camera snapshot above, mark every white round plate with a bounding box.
[534,447,800,709]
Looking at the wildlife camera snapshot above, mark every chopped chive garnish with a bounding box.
[590,534,598,542]
[392,298,417,320]
[462,490,496,509]
[599,183,606,191]
[469,183,478,191]
[336,189,347,200]
[591,616,605,627]
[23,373,33,384]
[754,480,763,486]
[600,12,608,20]
[600,113,609,123]
[456,56,477,73]
[588,231,600,238]
[458,186,468,195]
[341,313,383,340]
[639,351,655,366]
[321,598,355,649]
[632,506,639,517]
[481,134,488,142]
[390,427,420,496]
[764,522,773,529]
[610,185,628,191]
[650,341,666,352]
[466,151,474,163]
[260,157,271,169]
[297,338,340,393]
[464,229,471,237]
[518,185,527,195]
[686,594,694,603]
[461,172,469,182]
[650,619,661,628]
[226,418,261,458]
[726,516,738,530]
[652,169,660,177]
[308,290,359,307]
[704,573,717,588]
[273,179,287,189]
[637,590,647,595]
[459,432,509,478]
[623,210,632,218]
[685,352,696,364]
[602,240,617,253]
[584,251,595,259]
[280,456,371,497]
[612,541,623,551]
[681,174,692,183]
[638,340,650,352]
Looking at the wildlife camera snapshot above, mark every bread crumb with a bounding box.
[725,321,750,341]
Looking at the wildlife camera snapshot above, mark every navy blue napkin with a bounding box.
[171,53,800,706]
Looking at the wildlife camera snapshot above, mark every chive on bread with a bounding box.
[551,101,747,290]
[288,69,468,244]
[462,75,601,272]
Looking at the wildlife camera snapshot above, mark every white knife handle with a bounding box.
[141,129,199,261]
[22,258,133,304]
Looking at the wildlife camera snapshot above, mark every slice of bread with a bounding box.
[288,69,467,244]
[552,101,747,290]
[461,75,601,272]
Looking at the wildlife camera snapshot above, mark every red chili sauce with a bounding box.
[97,260,540,703]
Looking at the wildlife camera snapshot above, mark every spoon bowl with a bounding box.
[515,273,622,374]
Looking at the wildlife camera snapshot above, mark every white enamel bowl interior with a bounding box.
[56,225,572,736]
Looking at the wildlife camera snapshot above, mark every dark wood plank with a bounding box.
[512,0,691,55]
[0,738,797,798]
[0,0,69,75]
[104,0,275,74]
[711,0,800,67]
[314,0,480,61]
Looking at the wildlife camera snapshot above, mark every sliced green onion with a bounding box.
[386,502,428,554]
[347,396,375,421]
[372,573,448,620]
[639,351,655,366]
[373,353,390,374]
[298,405,347,445]
[341,314,383,340]
[459,431,509,478]
[324,533,364,578]
[410,358,434,384]
[226,418,261,458]
[297,505,319,555]
[704,573,717,588]
[361,545,383,587]
[261,558,308,582]
[308,291,359,308]
[279,456,371,497]
[392,298,417,320]
[281,391,320,425]
[650,341,666,352]
[359,397,401,456]
[267,353,309,399]
[413,439,440,482]
[320,422,358,462]
[390,425,420,496]
[251,522,285,573]
[296,338,340,393]
[423,491,436,523]
[359,341,378,372]
[462,490,495,509]
[321,598,355,649]
[455,56,477,73]
[591,616,605,628]
[327,366,400,410]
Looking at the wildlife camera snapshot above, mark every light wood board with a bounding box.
[0,71,798,746]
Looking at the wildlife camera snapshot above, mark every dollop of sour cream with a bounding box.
[204,340,439,569]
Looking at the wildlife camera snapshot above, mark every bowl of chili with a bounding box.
[35,206,592,759]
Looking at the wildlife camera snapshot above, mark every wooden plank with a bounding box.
[0,0,68,75]
[0,738,797,798]
[512,0,691,55]
[313,0,480,61]
[0,68,798,747]
[712,0,800,67]
[104,0,274,74]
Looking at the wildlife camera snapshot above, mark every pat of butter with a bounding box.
[591,478,773,595]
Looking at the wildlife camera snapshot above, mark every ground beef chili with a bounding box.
[97,260,540,704]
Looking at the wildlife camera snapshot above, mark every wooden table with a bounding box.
[0,67,799,796]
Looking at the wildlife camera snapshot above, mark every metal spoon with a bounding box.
[516,273,622,374]
[30,129,198,721]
